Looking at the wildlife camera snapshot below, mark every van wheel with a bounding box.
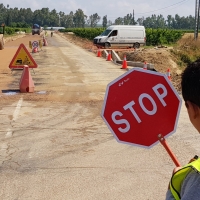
[133,43,140,49]
[0,40,4,50]
[105,42,110,49]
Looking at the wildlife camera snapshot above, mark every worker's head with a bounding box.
[181,59,200,132]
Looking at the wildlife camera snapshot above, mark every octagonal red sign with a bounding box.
[101,68,182,148]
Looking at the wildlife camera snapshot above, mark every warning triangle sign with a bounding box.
[9,43,38,69]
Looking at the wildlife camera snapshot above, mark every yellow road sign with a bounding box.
[9,43,38,69]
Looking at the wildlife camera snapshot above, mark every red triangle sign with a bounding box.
[9,43,38,69]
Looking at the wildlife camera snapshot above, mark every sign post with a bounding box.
[158,134,181,167]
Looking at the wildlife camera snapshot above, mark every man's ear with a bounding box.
[186,101,200,119]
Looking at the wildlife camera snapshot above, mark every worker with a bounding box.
[166,59,200,199]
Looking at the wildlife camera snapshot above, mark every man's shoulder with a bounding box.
[181,169,200,199]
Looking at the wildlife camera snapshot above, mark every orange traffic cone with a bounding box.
[43,36,48,46]
[121,55,127,69]
[97,48,101,57]
[143,61,147,70]
[32,47,38,53]
[19,65,35,93]
[107,51,112,61]
[167,68,171,81]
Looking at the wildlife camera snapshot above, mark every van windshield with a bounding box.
[100,29,112,36]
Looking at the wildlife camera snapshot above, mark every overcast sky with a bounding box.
[1,0,194,21]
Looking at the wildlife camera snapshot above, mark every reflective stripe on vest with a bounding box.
[170,159,200,200]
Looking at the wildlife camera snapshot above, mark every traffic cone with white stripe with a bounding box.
[97,48,101,57]
[167,68,171,81]
[143,61,147,70]
[121,55,127,69]
[43,36,48,46]
[32,47,38,53]
[106,51,112,61]
[19,65,35,93]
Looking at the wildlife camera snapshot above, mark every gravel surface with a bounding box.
[0,31,199,200]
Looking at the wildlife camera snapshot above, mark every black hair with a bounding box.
[181,59,200,108]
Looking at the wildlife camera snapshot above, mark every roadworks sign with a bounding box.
[9,43,38,69]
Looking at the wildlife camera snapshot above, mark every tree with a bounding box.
[175,14,181,29]
[11,7,19,23]
[87,13,100,27]
[49,9,59,26]
[65,11,74,28]
[157,14,166,28]
[124,13,135,25]
[73,9,87,28]
[58,11,65,27]
[0,4,5,23]
[114,13,137,25]
[0,3,196,30]
[107,20,112,26]
[142,14,166,28]
[6,4,11,26]
[102,15,107,28]
[33,9,43,25]
[137,17,144,25]
[166,15,173,29]
[40,8,50,27]
[131,12,137,25]
[114,17,123,25]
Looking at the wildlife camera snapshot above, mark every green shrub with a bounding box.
[146,28,183,46]
[4,27,31,35]
[180,53,192,64]
[5,27,15,35]
[60,27,184,46]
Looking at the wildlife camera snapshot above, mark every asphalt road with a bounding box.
[0,32,199,200]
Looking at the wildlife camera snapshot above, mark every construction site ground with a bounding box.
[59,32,185,92]
[0,31,199,200]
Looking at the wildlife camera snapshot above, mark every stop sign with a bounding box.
[101,68,182,148]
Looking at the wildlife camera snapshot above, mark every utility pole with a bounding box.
[58,14,61,27]
[6,4,9,26]
[194,0,200,40]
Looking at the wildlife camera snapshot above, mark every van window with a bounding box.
[100,29,112,36]
[109,30,118,37]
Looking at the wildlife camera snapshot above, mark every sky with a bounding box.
[0,0,195,22]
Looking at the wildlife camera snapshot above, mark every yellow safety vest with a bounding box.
[170,159,200,200]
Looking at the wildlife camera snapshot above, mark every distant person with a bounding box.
[51,31,53,37]
[166,59,200,199]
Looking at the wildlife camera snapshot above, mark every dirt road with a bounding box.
[0,32,199,200]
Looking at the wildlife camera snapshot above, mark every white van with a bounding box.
[93,25,146,48]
